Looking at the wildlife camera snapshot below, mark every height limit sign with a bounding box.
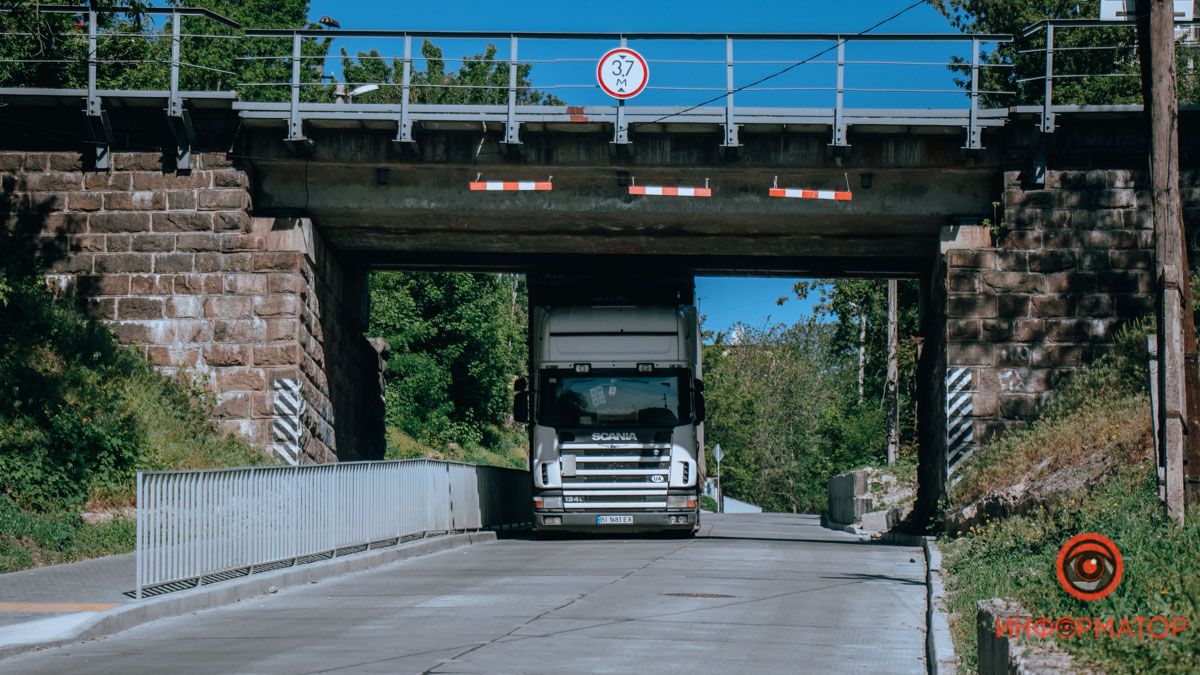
[597,47,649,100]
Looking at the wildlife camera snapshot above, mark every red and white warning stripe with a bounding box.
[628,185,712,198]
[769,188,852,201]
[470,180,553,192]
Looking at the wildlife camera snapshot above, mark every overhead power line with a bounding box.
[637,0,928,127]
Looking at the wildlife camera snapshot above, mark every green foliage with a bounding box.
[952,318,1154,506]
[942,315,1199,673]
[0,264,268,513]
[0,494,136,573]
[0,1,149,89]
[792,279,922,447]
[0,1,330,101]
[700,279,922,513]
[699,494,719,511]
[704,320,881,513]
[384,427,527,470]
[369,272,526,453]
[943,464,1200,673]
[930,0,1200,106]
[342,40,564,105]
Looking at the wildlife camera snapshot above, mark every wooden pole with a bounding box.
[1137,0,1192,524]
[886,279,899,465]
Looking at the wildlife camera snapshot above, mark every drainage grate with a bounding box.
[663,592,736,599]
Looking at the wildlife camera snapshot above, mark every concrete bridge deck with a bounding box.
[1,514,926,674]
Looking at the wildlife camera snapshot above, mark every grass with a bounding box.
[940,316,1200,673]
[700,494,719,512]
[385,427,527,470]
[951,318,1153,509]
[0,265,270,572]
[0,494,135,573]
[942,462,1200,674]
[950,394,1151,509]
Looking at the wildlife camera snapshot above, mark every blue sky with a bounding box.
[302,1,960,332]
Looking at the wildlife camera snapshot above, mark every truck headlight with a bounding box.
[667,495,696,509]
[535,496,563,510]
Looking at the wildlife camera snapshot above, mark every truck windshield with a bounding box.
[539,372,688,428]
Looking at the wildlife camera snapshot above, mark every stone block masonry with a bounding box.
[941,168,1200,474]
[2,151,384,464]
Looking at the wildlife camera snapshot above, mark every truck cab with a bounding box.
[515,275,705,534]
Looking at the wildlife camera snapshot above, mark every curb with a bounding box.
[923,536,957,674]
[0,531,495,662]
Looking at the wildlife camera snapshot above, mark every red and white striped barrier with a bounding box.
[628,179,711,198]
[469,180,553,192]
[768,187,852,201]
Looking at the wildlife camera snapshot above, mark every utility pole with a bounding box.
[857,310,867,404]
[886,280,899,466]
[1137,0,1198,523]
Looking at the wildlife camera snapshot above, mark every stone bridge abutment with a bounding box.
[1,150,385,464]
[4,111,1198,520]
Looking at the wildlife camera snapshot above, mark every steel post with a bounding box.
[612,36,630,148]
[965,37,981,149]
[1041,24,1056,133]
[832,38,848,147]
[505,35,521,146]
[395,34,416,150]
[85,8,110,169]
[723,37,739,148]
[286,32,308,147]
[167,11,193,170]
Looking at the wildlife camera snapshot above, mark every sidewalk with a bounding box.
[0,553,134,650]
[0,532,493,661]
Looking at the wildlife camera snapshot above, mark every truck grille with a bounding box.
[560,443,670,510]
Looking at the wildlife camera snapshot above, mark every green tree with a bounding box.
[928,0,1200,106]
[0,1,152,89]
[790,279,922,449]
[0,1,330,101]
[704,320,860,513]
[368,272,526,449]
[341,40,563,105]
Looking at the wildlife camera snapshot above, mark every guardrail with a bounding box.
[134,459,531,599]
[4,6,1199,160]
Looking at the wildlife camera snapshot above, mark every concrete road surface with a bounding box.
[3,514,927,674]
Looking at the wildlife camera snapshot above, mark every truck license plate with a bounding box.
[596,515,633,525]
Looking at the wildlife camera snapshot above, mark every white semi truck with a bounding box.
[514,275,705,534]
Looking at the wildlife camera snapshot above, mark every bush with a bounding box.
[0,274,269,512]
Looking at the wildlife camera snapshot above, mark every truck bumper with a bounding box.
[534,510,697,533]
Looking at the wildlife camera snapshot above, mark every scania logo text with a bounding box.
[592,432,637,441]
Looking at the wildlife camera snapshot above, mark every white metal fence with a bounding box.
[135,459,531,598]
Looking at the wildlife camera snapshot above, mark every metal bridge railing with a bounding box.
[1018,19,1200,133]
[235,29,1014,151]
[134,459,532,599]
[4,7,1199,159]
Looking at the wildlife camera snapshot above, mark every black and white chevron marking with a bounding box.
[272,378,304,465]
[946,367,974,476]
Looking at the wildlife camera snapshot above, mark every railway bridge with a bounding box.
[2,8,1198,520]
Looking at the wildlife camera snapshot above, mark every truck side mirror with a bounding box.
[513,378,529,424]
[693,379,706,424]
